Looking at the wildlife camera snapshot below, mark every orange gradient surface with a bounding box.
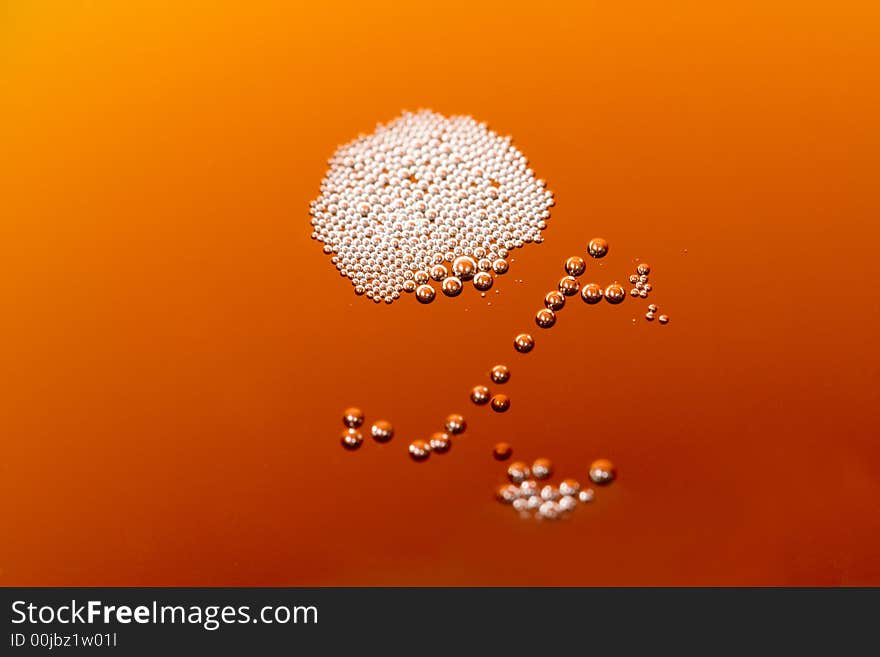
[2,2,879,585]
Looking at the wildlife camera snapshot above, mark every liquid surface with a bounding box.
[1,1,879,585]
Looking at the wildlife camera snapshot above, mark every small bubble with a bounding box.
[370,420,394,443]
[496,484,518,504]
[526,495,542,510]
[587,237,609,259]
[430,264,448,281]
[589,458,616,485]
[441,276,463,297]
[408,439,431,461]
[470,385,491,405]
[540,484,561,501]
[414,270,430,285]
[532,457,553,480]
[452,256,477,281]
[535,308,556,329]
[490,394,510,413]
[491,258,509,275]
[658,314,669,325]
[340,428,363,450]
[564,256,586,277]
[559,479,581,496]
[490,364,510,384]
[578,488,595,503]
[473,271,493,291]
[648,303,658,313]
[630,288,639,297]
[428,431,451,453]
[637,263,651,276]
[507,461,531,484]
[558,275,580,297]
[514,333,535,353]
[519,480,539,498]
[639,289,648,299]
[415,284,436,304]
[643,283,652,292]
[558,495,577,512]
[604,283,626,304]
[538,500,561,520]
[581,283,603,304]
[343,407,364,428]
[629,274,639,284]
[444,414,467,434]
[645,311,655,321]
[402,280,416,293]
[493,442,513,461]
[544,290,566,311]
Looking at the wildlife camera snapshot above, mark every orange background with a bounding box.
[2,1,879,585]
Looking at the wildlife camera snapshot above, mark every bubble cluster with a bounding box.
[309,110,554,304]
[496,465,596,520]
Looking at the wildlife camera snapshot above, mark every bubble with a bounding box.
[477,258,492,272]
[526,495,542,509]
[637,263,651,275]
[470,385,491,405]
[415,284,436,304]
[441,276,463,297]
[514,333,535,353]
[587,237,609,259]
[490,394,510,413]
[630,288,639,297]
[493,442,513,461]
[343,407,364,428]
[638,289,648,299]
[355,285,366,295]
[370,420,394,443]
[558,275,580,297]
[604,283,626,304]
[589,458,616,484]
[428,431,451,453]
[491,258,509,275]
[408,439,431,461]
[544,290,566,311]
[496,484,519,504]
[658,314,669,325]
[559,478,581,496]
[564,256,586,277]
[540,484,561,501]
[444,414,467,435]
[643,283,652,292]
[629,274,640,284]
[532,457,553,480]
[535,308,556,329]
[538,501,561,520]
[452,256,477,281]
[580,283,603,304]
[578,488,595,503]
[490,364,510,384]
[402,280,416,293]
[473,271,493,291]
[648,303,658,313]
[340,428,363,450]
[507,461,531,484]
[512,498,528,511]
[645,312,655,321]
[414,270,430,285]
[558,495,577,512]
[519,479,539,498]
[430,264,448,282]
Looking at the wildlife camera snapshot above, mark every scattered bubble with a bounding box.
[430,264,448,281]
[514,333,535,353]
[564,256,586,277]
[648,303,658,313]
[408,439,431,461]
[637,263,651,276]
[589,459,616,485]
[491,258,509,275]
[429,432,451,453]
[578,488,595,503]
[544,290,566,311]
[559,479,581,496]
[470,385,491,405]
[493,442,513,461]
[441,276,463,297]
[558,275,580,297]
[490,365,510,384]
[658,314,669,325]
[604,283,626,304]
[532,458,553,480]
[535,308,557,329]
[580,283,603,305]
[415,284,436,304]
[558,495,577,512]
[473,271,493,291]
[445,414,467,435]
[452,256,477,281]
[490,394,510,413]
[340,428,363,450]
[343,407,364,428]
[370,420,394,443]
[645,311,655,321]
[587,237,609,259]
[507,461,531,484]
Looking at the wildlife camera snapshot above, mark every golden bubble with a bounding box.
[491,258,509,275]
[445,413,467,434]
[535,308,556,329]
[589,458,616,484]
[514,333,535,353]
[340,428,363,450]
[343,407,364,428]
[580,283,603,304]
[544,290,566,311]
[409,439,431,461]
[532,457,553,480]
[452,256,477,281]
[493,442,513,461]
[470,385,491,405]
[507,461,531,484]
[587,237,609,259]
[473,271,494,291]
[430,264,448,281]
[415,284,436,304]
[490,364,510,384]
[428,432,451,453]
[558,275,580,297]
[370,420,394,443]
[637,262,651,275]
[658,314,670,325]
[604,283,626,304]
[490,394,510,413]
[441,276,463,297]
[564,256,586,277]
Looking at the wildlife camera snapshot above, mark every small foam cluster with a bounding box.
[495,457,615,520]
[309,110,554,304]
